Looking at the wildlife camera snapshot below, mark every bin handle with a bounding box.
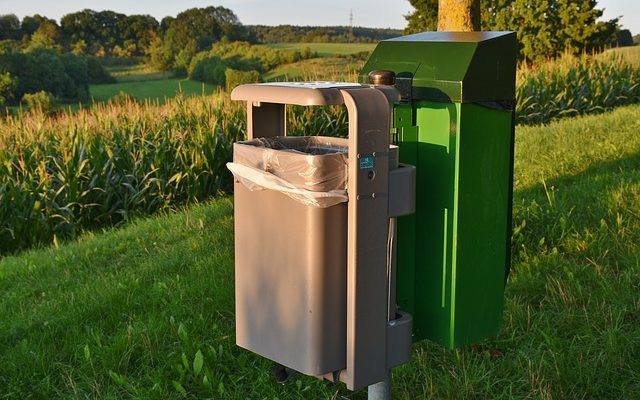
[227,162,348,208]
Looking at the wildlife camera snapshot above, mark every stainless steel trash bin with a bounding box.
[231,135,349,376]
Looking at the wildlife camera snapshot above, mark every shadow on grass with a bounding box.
[511,150,640,264]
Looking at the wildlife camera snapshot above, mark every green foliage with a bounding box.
[21,14,58,40]
[248,25,401,43]
[0,71,17,104]
[188,56,227,85]
[0,14,21,40]
[146,33,174,71]
[404,0,439,33]
[21,90,57,112]
[615,29,634,47]
[516,52,640,125]
[224,68,260,92]
[60,10,159,57]
[405,0,622,62]
[188,41,316,85]
[489,0,616,62]
[86,57,116,84]
[153,7,246,71]
[0,48,90,103]
[26,20,60,50]
[59,53,89,101]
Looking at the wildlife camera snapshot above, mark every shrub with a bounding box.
[188,56,227,85]
[188,41,317,85]
[0,71,17,104]
[225,68,260,91]
[60,53,89,101]
[21,91,57,113]
[86,57,116,84]
[1,49,91,103]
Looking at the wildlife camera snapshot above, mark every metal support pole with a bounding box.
[368,216,398,400]
[368,370,392,400]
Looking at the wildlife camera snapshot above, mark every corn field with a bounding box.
[0,94,246,254]
[516,51,640,125]
[1,49,638,255]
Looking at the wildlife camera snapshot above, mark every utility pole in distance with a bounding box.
[349,9,354,43]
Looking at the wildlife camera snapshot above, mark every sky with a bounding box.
[4,0,640,34]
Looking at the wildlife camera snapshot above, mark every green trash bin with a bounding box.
[360,31,517,348]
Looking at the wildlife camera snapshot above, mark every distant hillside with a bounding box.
[247,25,402,43]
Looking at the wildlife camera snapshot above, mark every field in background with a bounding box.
[263,57,364,82]
[106,64,175,82]
[602,45,640,66]
[80,43,373,104]
[266,42,376,56]
[1,104,639,398]
[90,79,217,104]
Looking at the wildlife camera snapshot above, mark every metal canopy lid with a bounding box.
[388,31,514,43]
[359,31,517,103]
[230,82,364,106]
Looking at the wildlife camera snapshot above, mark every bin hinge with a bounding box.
[393,104,417,142]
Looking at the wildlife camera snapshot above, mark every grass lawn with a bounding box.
[266,42,376,57]
[90,79,218,104]
[1,104,639,398]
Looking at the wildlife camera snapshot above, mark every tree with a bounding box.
[0,71,17,104]
[405,0,438,33]
[614,29,633,47]
[21,15,56,39]
[405,0,622,61]
[155,6,245,70]
[483,0,617,61]
[0,14,21,40]
[118,14,159,55]
[61,9,128,55]
[27,20,60,50]
[437,0,480,31]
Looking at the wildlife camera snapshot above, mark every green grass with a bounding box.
[1,104,639,398]
[90,79,217,104]
[266,42,376,57]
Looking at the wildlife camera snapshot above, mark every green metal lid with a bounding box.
[360,31,517,103]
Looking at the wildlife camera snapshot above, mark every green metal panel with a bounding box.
[396,102,513,348]
[362,31,517,348]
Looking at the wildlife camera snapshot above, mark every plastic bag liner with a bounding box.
[227,136,349,208]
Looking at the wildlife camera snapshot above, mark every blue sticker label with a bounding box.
[359,155,375,170]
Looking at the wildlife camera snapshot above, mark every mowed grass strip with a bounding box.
[1,105,640,398]
[90,79,217,104]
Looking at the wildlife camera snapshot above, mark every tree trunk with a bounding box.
[437,0,481,31]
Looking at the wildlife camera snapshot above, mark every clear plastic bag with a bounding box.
[227,136,349,208]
